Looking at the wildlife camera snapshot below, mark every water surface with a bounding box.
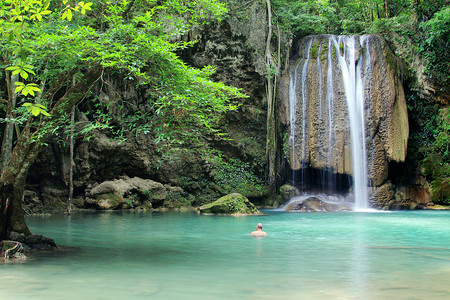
[1,210,449,299]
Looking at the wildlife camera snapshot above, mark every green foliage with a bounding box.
[363,4,449,87]
[61,1,243,147]
[0,0,93,118]
[164,191,192,208]
[124,194,139,207]
[434,108,450,161]
[269,0,409,37]
[1,0,246,157]
[425,108,450,204]
[61,0,92,20]
[418,6,450,86]
[209,153,268,198]
[14,82,40,96]
[408,92,449,204]
[271,0,330,36]
[22,103,50,116]
[422,151,450,204]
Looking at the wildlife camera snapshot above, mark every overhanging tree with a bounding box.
[0,0,244,241]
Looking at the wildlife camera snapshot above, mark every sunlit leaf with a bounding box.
[67,9,73,20]
[19,70,29,79]
[31,106,40,116]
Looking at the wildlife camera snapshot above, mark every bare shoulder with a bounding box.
[250,231,267,237]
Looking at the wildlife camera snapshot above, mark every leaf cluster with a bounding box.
[0,0,93,118]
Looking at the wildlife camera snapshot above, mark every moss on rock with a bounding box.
[96,193,124,210]
[198,193,262,215]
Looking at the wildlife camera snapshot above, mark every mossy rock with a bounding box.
[279,184,295,201]
[96,193,124,210]
[198,193,262,215]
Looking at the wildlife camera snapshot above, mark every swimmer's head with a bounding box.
[256,223,263,229]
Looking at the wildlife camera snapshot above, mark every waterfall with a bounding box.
[300,40,313,189]
[288,56,300,185]
[283,34,409,210]
[332,36,369,210]
[289,40,312,187]
[326,39,335,195]
[288,35,370,210]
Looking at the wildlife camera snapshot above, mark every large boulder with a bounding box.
[279,184,295,202]
[285,197,350,212]
[86,176,185,210]
[198,193,262,215]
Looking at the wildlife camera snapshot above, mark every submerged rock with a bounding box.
[25,234,57,250]
[198,193,262,215]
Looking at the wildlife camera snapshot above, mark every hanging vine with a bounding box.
[264,0,282,190]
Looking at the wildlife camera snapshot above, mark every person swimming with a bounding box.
[250,223,267,237]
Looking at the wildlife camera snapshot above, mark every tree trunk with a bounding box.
[67,106,75,215]
[0,123,37,240]
[1,72,18,171]
[0,176,30,240]
[0,67,102,240]
[385,0,389,19]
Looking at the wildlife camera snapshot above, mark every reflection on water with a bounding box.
[1,210,449,299]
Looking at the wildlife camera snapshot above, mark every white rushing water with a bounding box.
[326,38,336,194]
[300,40,313,185]
[331,36,369,210]
[288,57,301,184]
[289,39,312,186]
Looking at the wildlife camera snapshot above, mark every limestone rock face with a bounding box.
[198,193,261,215]
[369,182,395,210]
[373,183,433,210]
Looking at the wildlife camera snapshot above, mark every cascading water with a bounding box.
[288,55,300,184]
[300,41,313,188]
[288,40,312,187]
[331,36,369,210]
[282,34,409,210]
[326,39,336,195]
[287,35,371,210]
